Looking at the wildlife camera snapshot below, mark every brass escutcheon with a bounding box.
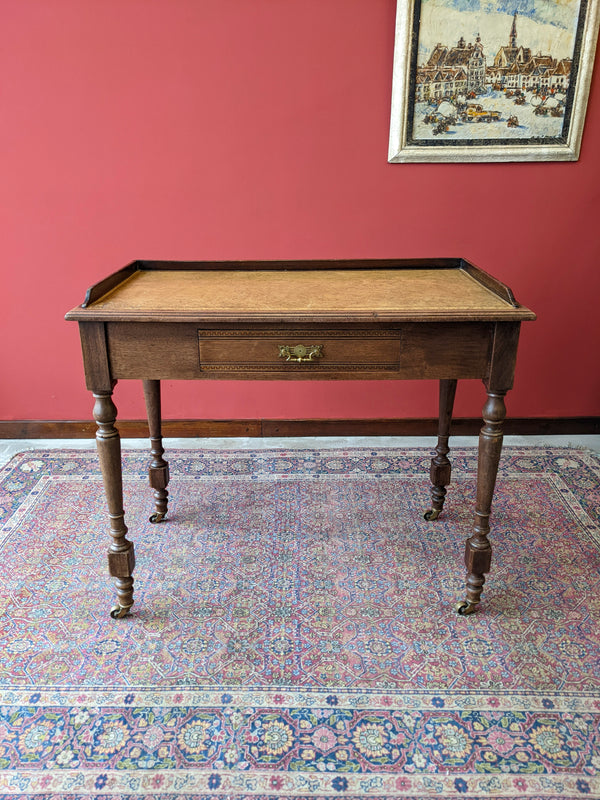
[278,344,324,363]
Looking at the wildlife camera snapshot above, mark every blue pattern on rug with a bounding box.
[0,446,598,798]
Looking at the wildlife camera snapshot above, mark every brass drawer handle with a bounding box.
[278,344,324,363]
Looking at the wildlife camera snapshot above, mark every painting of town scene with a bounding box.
[389,0,599,159]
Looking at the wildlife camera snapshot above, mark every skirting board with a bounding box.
[0,418,598,439]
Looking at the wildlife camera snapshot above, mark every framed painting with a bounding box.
[388,0,600,162]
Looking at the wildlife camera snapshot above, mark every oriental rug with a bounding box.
[0,446,599,800]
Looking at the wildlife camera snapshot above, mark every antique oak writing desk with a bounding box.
[65,259,535,619]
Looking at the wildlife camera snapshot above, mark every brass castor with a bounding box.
[110,604,132,619]
[149,512,166,523]
[424,508,441,521]
[455,601,477,616]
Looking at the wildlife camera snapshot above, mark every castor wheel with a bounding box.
[110,604,132,619]
[424,508,441,521]
[149,512,166,523]
[455,601,477,616]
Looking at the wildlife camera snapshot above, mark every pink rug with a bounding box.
[0,446,598,798]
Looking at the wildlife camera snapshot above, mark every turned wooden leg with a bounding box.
[143,379,170,523]
[424,379,457,521]
[457,391,506,615]
[93,390,135,618]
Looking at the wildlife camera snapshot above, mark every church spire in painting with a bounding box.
[509,11,518,48]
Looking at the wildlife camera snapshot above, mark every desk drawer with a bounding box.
[106,322,492,381]
[198,330,401,373]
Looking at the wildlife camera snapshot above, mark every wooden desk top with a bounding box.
[66,259,535,324]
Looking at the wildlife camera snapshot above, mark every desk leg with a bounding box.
[143,380,170,523]
[93,390,135,619]
[425,378,457,521]
[457,391,506,616]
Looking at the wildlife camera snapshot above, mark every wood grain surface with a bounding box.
[78,269,529,319]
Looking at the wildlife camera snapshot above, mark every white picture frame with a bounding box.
[388,0,600,162]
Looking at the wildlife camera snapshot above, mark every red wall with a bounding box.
[2,0,599,423]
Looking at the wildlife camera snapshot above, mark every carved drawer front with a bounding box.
[198,330,401,373]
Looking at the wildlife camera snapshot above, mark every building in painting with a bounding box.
[415,35,486,100]
[415,12,571,103]
[549,58,572,91]
[488,13,571,95]
[493,13,532,69]
[414,66,468,102]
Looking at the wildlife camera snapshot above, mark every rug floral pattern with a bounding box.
[0,446,598,799]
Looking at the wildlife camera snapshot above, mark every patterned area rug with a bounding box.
[0,446,599,799]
